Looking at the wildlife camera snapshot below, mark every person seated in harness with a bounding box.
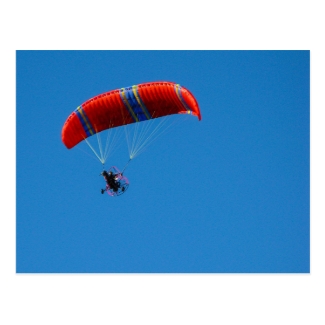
[101,170,120,194]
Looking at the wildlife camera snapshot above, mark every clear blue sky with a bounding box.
[16,50,309,273]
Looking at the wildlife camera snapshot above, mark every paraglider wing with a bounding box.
[62,81,201,149]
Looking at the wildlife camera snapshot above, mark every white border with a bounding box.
[2,1,324,323]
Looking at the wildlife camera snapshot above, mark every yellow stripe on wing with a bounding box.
[121,88,139,122]
[77,106,94,135]
[132,85,151,120]
[175,84,191,114]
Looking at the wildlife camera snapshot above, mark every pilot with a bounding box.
[101,170,119,193]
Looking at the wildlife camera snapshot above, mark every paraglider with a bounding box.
[61,81,201,196]
[100,166,129,196]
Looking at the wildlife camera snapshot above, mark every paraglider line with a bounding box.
[121,158,132,175]
[84,137,104,164]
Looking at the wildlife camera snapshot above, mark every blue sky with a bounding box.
[16,50,309,273]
